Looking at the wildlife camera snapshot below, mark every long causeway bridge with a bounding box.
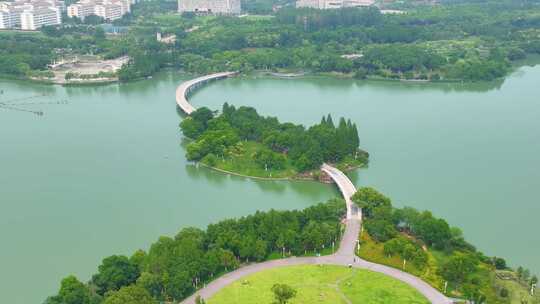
[175,72,237,115]
[175,74,453,304]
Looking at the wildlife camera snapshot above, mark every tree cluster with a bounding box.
[45,200,345,304]
[181,104,364,172]
[353,186,540,302]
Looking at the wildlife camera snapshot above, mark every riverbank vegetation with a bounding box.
[353,187,539,304]
[2,0,540,82]
[207,265,430,304]
[180,104,368,178]
[45,199,345,304]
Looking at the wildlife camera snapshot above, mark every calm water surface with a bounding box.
[1,66,539,303]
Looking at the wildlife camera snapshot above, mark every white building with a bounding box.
[67,0,130,21]
[67,2,95,20]
[0,7,12,28]
[21,7,60,29]
[178,0,241,15]
[296,0,373,9]
[0,0,62,30]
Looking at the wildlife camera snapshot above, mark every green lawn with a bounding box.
[208,141,298,179]
[207,265,430,304]
[204,141,367,179]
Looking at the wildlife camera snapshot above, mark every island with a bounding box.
[180,104,368,180]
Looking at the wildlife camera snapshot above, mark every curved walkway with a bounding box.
[175,72,237,115]
[176,75,453,304]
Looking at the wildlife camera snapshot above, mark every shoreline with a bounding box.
[194,160,366,183]
[3,57,538,87]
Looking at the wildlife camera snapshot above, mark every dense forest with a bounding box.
[45,199,345,304]
[1,0,540,82]
[180,104,365,173]
[354,187,539,303]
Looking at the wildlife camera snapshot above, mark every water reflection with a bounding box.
[225,74,507,94]
[184,164,229,186]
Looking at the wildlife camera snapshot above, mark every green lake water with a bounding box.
[1,65,539,303]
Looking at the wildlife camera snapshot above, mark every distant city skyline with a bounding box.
[296,0,374,9]
[178,0,241,15]
[67,0,134,22]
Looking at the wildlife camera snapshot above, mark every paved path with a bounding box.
[175,72,236,115]
[176,74,453,304]
[321,163,360,221]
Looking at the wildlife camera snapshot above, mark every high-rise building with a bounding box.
[0,7,12,28]
[67,0,131,21]
[20,6,60,29]
[0,0,62,30]
[178,0,241,15]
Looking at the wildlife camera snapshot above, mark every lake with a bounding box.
[1,64,539,303]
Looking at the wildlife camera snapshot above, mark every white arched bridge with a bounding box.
[176,73,453,304]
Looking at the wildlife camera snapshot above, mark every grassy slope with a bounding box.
[207,265,430,304]
[494,272,540,304]
[358,232,538,303]
[205,141,366,179]
[208,141,297,178]
[358,232,444,290]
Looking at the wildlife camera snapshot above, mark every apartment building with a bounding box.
[67,0,131,21]
[0,0,62,30]
[178,0,241,15]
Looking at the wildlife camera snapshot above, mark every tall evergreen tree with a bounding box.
[326,114,334,128]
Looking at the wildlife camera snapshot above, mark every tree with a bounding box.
[103,285,155,304]
[413,212,452,250]
[94,27,105,41]
[440,252,478,284]
[92,255,140,295]
[46,275,91,304]
[523,269,531,282]
[351,187,391,217]
[364,219,396,242]
[191,107,215,128]
[271,283,297,304]
[136,272,162,299]
[166,270,192,300]
[517,266,524,280]
[180,118,205,139]
[500,287,509,298]
[493,257,506,270]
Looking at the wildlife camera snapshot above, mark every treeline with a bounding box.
[168,2,540,80]
[45,199,345,304]
[0,34,55,77]
[181,104,364,171]
[353,187,538,302]
[0,26,108,78]
[3,0,540,81]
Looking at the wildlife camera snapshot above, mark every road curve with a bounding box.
[176,75,453,304]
